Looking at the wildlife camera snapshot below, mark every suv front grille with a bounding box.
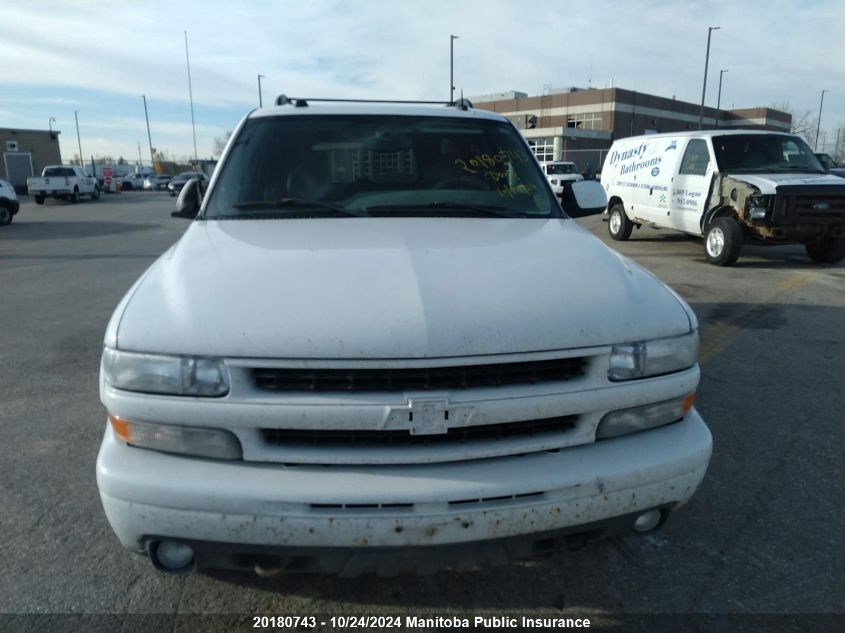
[252,357,587,392]
[261,414,578,448]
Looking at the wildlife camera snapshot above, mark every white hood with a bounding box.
[109,218,693,359]
[730,172,845,194]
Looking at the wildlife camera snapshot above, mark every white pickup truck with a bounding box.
[28,165,100,204]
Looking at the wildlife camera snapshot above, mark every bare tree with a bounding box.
[771,102,817,145]
[213,130,233,157]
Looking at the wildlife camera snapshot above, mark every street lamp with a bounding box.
[815,89,829,151]
[49,117,56,135]
[450,35,459,103]
[716,69,729,128]
[698,26,720,130]
[258,74,265,107]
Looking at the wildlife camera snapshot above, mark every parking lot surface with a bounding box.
[1,194,842,622]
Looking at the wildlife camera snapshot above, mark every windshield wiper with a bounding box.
[360,201,529,218]
[231,198,360,216]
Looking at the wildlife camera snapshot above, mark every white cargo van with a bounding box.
[600,131,845,265]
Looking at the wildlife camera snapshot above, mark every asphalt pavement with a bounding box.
[0,193,842,628]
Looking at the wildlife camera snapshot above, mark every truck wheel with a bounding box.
[608,203,633,241]
[35,195,45,205]
[91,185,100,200]
[805,236,845,264]
[71,187,80,204]
[0,205,12,225]
[704,217,743,266]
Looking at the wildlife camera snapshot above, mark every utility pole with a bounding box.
[184,30,198,164]
[74,110,83,166]
[142,95,155,171]
[716,69,729,128]
[258,74,265,107]
[698,26,720,130]
[814,89,828,151]
[450,35,459,103]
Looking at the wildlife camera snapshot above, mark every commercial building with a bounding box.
[472,87,792,173]
[1,128,62,193]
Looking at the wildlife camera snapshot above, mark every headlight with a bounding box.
[608,331,698,381]
[102,348,229,396]
[596,393,696,440]
[746,194,772,220]
[109,414,242,459]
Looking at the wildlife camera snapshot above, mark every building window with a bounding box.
[566,112,602,130]
[528,137,554,162]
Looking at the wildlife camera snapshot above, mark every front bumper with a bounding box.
[97,410,711,571]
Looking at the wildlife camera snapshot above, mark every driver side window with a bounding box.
[679,139,711,176]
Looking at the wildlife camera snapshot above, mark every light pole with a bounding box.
[450,34,459,103]
[49,117,56,135]
[698,26,720,130]
[258,74,265,107]
[142,95,155,170]
[814,89,829,151]
[184,30,198,164]
[74,110,83,166]
[716,69,729,127]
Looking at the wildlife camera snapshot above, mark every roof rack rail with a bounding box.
[274,95,473,110]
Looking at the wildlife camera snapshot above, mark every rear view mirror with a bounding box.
[561,180,607,217]
[171,179,200,219]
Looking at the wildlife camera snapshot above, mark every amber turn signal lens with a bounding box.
[108,413,133,442]
[682,392,697,414]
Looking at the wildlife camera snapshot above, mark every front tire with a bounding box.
[91,185,100,200]
[0,205,12,225]
[608,203,633,241]
[704,217,743,266]
[71,187,80,204]
[35,195,45,205]
[805,236,845,264]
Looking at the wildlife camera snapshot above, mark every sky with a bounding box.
[2,0,844,165]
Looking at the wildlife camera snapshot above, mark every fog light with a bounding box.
[633,509,662,533]
[156,540,194,570]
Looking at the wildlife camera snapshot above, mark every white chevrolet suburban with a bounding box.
[601,130,845,265]
[97,96,711,576]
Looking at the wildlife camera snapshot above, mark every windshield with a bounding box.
[712,134,826,173]
[205,115,557,219]
[545,163,578,175]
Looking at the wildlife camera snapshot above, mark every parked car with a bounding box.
[27,165,99,204]
[97,96,711,576]
[815,152,845,178]
[539,161,584,199]
[143,175,173,191]
[601,131,845,265]
[120,173,147,191]
[0,178,20,225]
[167,171,207,196]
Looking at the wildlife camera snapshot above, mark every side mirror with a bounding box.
[171,178,201,219]
[561,180,607,218]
